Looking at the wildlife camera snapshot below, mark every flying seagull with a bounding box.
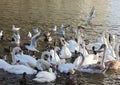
[25,32,41,52]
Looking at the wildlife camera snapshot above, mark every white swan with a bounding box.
[100,32,117,61]
[58,52,84,74]
[25,32,40,52]
[77,41,99,66]
[36,59,52,71]
[87,32,117,62]
[58,63,75,74]
[78,44,107,74]
[67,38,79,53]
[12,25,21,31]
[59,45,72,59]
[0,59,37,74]
[41,48,60,65]
[33,68,56,83]
[48,49,60,65]
[11,47,37,68]
[59,39,72,59]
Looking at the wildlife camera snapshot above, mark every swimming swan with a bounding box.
[36,59,52,71]
[33,68,56,83]
[59,39,72,59]
[0,59,37,74]
[11,47,37,68]
[78,44,108,74]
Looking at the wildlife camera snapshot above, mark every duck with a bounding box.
[4,46,12,53]
[33,68,56,83]
[19,72,27,85]
[0,59,37,74]
[43,32,52,42]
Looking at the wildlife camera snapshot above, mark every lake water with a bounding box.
[0,0,120,85]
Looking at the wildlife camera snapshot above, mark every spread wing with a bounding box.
[30,32,40,48]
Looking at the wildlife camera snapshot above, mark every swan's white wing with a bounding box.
[6,65,37,74]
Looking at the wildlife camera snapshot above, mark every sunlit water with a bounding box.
[0,0,120,85]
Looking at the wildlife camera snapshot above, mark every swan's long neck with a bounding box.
[82,42,88,56]
[75,52,85,69]
[101,46,106,68]
[79,52,85,67]
[77,29,83,45]
[107,34,117,58]
[115,43,120,60]
[103,33,108,48]
[11,52,17,64]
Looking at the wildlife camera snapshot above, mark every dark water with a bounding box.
[0,0,120,85]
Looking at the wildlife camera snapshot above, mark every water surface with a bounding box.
[0,0,120,85]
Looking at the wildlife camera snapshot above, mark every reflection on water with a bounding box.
[0,0,109,41]
[0,0,120,85]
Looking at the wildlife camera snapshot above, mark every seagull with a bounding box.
[60,24,70,30]
[27,32,32,39]
[58,24,70,37]
[51,25,57,32]
[71,27,78,37]
[0,30,3,40]
[87,6,95,23]
[25,32,41,52]
[33,28,39,34]
[12,25,21,31]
